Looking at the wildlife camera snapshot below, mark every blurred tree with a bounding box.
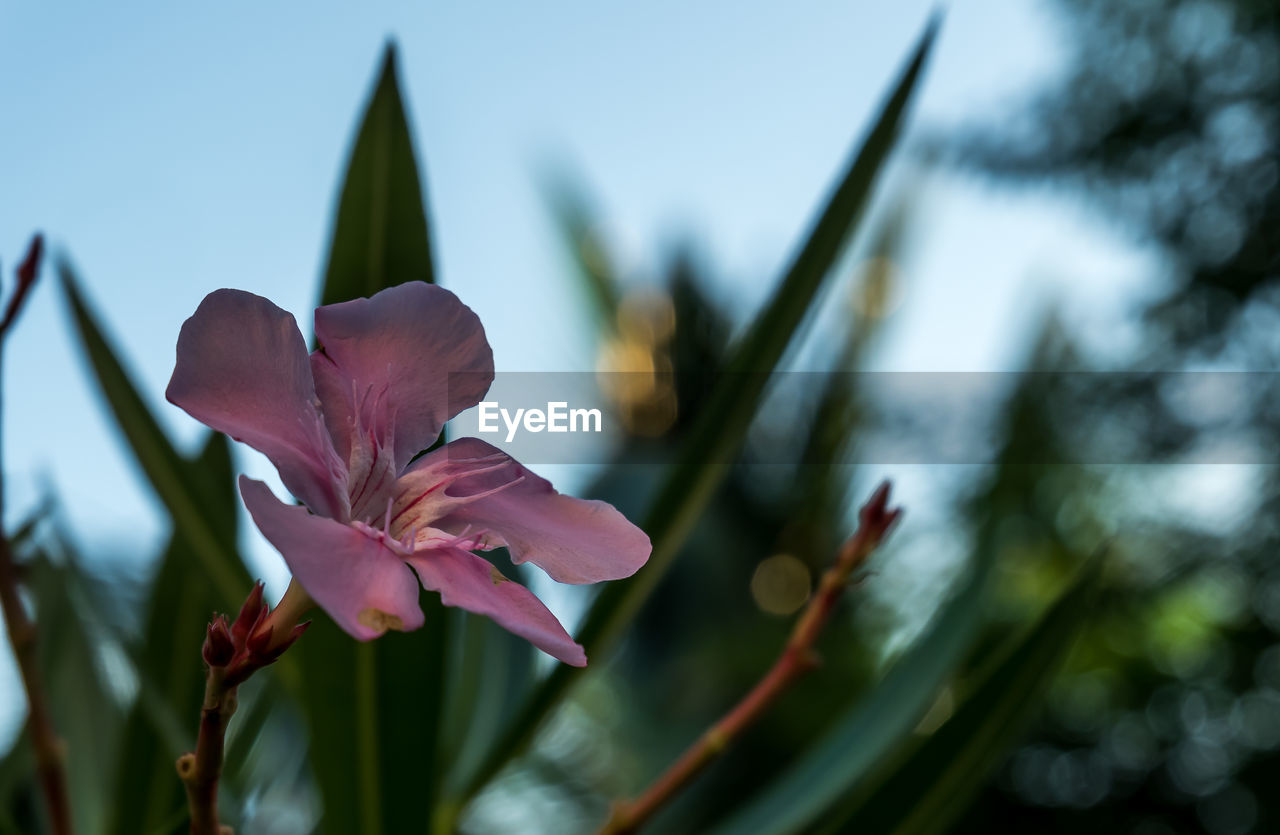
[945,0,1280,356]
[942,2,1280,833]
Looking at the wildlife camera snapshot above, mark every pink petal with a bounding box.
[400,439,652,585]
[311,282,494,472]
[406,547,587,666]
[240,477,424,640]
[166,290,347,520]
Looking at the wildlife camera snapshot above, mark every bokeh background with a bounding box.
[2,1,1278,833]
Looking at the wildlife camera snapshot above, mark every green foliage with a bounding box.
[712,530,1000,835]
[318,43,435,307]
[25,548,122,835]
[816,554,1103,835]
[455,16,941,808]
[59,264,248,608]
[4,19,1137,835]
[107,435,236,835]
[293,41,451,833]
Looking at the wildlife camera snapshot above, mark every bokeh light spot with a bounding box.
[750,554,812,616]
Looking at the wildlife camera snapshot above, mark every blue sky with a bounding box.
[0,0,1161,738]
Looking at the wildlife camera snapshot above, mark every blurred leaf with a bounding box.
[7,549,124,834]
[293,604,449,834]
[297,42,449,832]
[711,532,998,835]
[59,261,310,827]
[812,553,1103,835]
[58,261,247,607]
[7,503,50,553]
[540,172,622,329]
[456,16,940,808]
[318,42,434,307]
[108,434,238,835]
[438,556,536,800]
[0,732,36,834]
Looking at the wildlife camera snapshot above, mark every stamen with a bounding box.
[457,475,526,504]
[388,456,514,528]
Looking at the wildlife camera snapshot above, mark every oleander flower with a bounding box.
[166,282,650,666]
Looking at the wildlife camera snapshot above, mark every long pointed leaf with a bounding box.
[540,172,623,329]
[814,554,1103,835]
[711,531,998,835]
[319,42,434,307]
[456,16,940,807]
[58,262,247,607]
[59,263,308,825]
[108,434,239,835]
[17,550,121,834]
[295,42,451,833]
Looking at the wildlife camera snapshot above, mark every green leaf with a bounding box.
[293,600,450,833]
[456,15,941,807]
[710,531,998,835]
[0,731,33,835]
[319,42,435,307]
[13,549,123,834]
[58,261,248,608]
[59,263,320,828]
[812,553,1104,835]
[108,434,239,835]
[296,42,450,832]
[540,171,622,330]
[439,556,537,797]
[439,613,535,797]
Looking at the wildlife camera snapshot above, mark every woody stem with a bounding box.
[598,483,901,835]
[177,669,236,835]
[0,236,73,835]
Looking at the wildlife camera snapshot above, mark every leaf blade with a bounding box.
[457,16,941,805]
[58,261,247,607]
[319,42,434,307]
[298,43,450,832]
[710,531,998,835]
[815,553,1103,835]
[108,435,238,835]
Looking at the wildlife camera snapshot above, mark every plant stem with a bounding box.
[0,235,73,835]
[0,537,73,835]
[599,482,902,835]
[176,670,236,835]
[177,580,312,834]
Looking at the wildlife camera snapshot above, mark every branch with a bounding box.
[0,537,72,835]
[599,482,902,835]
[0,234,73,835]
[177,579,311,835]
[176,670,235,835]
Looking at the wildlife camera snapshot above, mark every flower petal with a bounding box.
[311,282,494,472]
[240,477,424,640]
[399,439,651,585]
[406,547,586,666]
[166,289,347,520]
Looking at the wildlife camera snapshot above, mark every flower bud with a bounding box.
[230,581,266,646]
[0,234,43,336]
[202,615,235,667]
[245,622,274,657]
[268,620,311,660]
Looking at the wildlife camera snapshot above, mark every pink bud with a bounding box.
[858,480,902,537]
[230,582,266,646]
[202,615,235,667]
[246,622,274,657]
[268,620,312,659]
[0,233,43,336]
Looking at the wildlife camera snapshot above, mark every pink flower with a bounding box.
[166,282,650,666]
